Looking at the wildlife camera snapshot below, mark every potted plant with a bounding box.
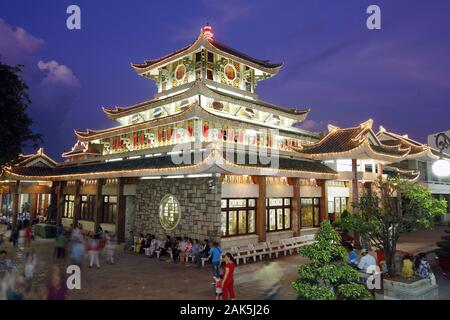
[436,229,450,277]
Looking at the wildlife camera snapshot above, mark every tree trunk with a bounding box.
[385,235,398,277]
[389,243,397,277]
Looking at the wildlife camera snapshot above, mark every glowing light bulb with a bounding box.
[203,23,213,40]
[432,159,450,177]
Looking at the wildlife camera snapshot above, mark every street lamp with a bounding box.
[432,132,450,177]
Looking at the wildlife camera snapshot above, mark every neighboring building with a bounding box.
[0,24,447,245]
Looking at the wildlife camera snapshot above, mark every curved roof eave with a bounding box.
[103,80,309,121]
[131,36,282,76]
[75,102,311,142]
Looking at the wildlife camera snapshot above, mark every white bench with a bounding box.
[283,236,316,255]
[234,245,255,265]
[267,240,286,258]
[251,242,270,261]
[281,238,297,255]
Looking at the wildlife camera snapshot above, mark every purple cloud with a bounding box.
[0,17,44,64]
[0,17,80,159]
[37,60,80,88]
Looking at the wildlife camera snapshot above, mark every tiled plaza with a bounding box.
[1,225,449,300]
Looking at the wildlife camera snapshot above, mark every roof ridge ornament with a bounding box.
[327,124,340,132]
[360,119,373,130]
[202,22,213,40]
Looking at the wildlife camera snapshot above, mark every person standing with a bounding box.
[44,266,68,300]
[56,224,63,236]
[53,233,65,259]
[222,253,236,300]
[23,250,37,294]
[214,275,223,300]
[87,235,101,269]
[104,231,116,264]
[24,224,33,248]
[209,242,222,278]
[10,227,19,249]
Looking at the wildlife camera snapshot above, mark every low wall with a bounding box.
[220,234,259,249]
[266,230,293,242]
[61,217,73,228]
[381,278,439,300]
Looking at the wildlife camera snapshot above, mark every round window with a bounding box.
[159,194,181,230]
[224,64,236,81]
[175,64,186,81]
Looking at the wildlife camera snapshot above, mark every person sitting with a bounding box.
[192,239,201,268]
[358,249,377,272]
[402,254,414,278]
[414,252,432,279]
[134,233,144,254]
[183,238,193,262]
[346,244,358,267]
[149,235,157,257]
[172,237,181,262]
[178,237,187,261]
[200,239,210,259]
[143,234,151,250]
[159,236,173,258]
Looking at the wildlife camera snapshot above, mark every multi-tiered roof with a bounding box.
[1,24,439,181]
[66,23,319,163]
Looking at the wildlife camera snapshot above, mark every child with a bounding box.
[104,231,117,264]
[214,275,223,300]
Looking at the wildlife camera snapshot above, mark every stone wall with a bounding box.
[134,177,222,242]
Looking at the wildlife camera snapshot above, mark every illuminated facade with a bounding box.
[1,24,447,245]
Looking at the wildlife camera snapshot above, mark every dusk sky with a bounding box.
[1,0,450,160]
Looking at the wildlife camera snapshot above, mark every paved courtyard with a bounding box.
[0,225,449,300]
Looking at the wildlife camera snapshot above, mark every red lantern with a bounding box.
[158,130,162,143]
[140,132,145,145]
[133,134,137,146]
[188,124,193,137]
[203,122,209,138]
[229,130,234,142]
[166,127,171,141]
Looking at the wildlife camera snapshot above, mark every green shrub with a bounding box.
[291,221,372,300]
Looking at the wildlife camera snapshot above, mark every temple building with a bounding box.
[1,24,448,246]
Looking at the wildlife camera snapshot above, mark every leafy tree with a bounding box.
[0,61,42,166]
[291,220,373,300]
[338,177,447,277]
